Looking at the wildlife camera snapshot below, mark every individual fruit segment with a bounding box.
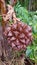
[20,39,25,44]
[10,37,16,41]
[8,31,12,37]
[19,33,25,39]
[12,43,15,48]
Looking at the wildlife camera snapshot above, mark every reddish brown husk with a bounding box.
[4,21,33,51]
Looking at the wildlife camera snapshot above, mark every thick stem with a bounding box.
[0,0,7,31]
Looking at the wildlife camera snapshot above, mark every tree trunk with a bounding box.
[28,0,32,11]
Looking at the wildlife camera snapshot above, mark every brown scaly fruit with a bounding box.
[3,21,33,51]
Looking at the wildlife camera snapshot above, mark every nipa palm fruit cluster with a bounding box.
[3,21,33,51]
